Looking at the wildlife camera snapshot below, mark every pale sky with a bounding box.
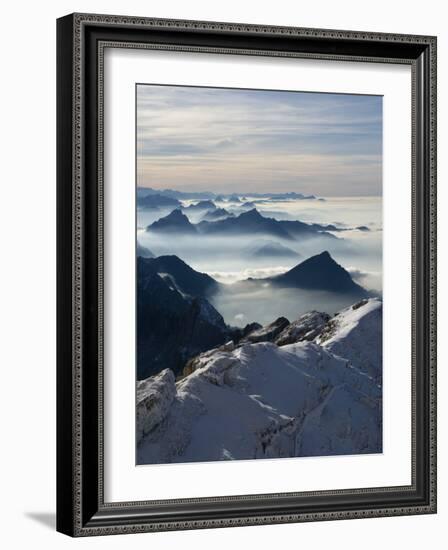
[136,84,382,197]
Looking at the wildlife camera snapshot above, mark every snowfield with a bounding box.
[137,298,382,464]
[316,298,382,381]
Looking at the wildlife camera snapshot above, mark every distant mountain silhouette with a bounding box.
[248,240,299,259]
[137,186,215,200]
[198,208,293,240]
[137,193,181,209]
[146,209,197,234]
[197,208,337,241]
[183,200,216,212]
[136,187,321,202]
[268,192,316,200]
[146,207,336,242]
[139,255,219,298]
[270,251,368,295]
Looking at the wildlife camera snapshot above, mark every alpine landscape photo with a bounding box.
[135,84,383,465]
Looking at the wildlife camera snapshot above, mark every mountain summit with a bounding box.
[146,209,197,234]
[271,251,368,295]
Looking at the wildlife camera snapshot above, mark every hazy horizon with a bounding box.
[137,84,382,197]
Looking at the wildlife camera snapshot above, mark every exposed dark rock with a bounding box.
[270,251,368,296]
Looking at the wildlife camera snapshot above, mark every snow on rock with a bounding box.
[275,311,331,346]
[241,317,290,344]
[183,340,236,377]
[196,297,227,329]
[315,298,382,381]
[136,369,176,444]
[137,339,381,464]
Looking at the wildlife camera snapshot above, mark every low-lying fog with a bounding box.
[137,196,382,328]
[212,282,367,328]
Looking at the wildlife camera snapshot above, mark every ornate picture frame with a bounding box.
[57,13,437,536]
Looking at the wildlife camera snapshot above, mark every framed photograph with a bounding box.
[56,13,437,536]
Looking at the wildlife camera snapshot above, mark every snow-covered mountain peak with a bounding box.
[138,326,382,464]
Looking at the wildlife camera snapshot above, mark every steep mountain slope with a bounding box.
[137,258,228,379]
[270,251,368,295]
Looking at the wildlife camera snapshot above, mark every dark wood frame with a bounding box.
[57,13,437,537]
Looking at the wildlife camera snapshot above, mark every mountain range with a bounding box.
[137,186,320,201]
[146,207,337,242]
[136,242,154,258]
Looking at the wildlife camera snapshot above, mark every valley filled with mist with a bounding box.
[137,190,382,328]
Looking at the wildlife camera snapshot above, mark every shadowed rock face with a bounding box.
[138,255,219,298]
[137,258,228,380]
[270,251,368,295]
